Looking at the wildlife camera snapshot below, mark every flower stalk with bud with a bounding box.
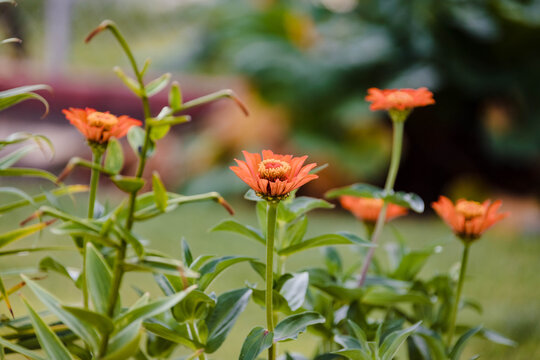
[231,150,318,360]
[357,87,435,286]
[432,196,508,346]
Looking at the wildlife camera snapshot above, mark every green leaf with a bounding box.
[0,336,46,360]
[362,287,430,306]
[182,238,193,267]
[114,286,196,331]
[0,168,56,182]
[172,289,215,323]
[124,255,198,277]
[279,272,309,311]
[85,243,115,315]
[198,256,255,291]
[284,215,308,248]
[146,73,171,97]
[0,246,71,257]
[281,196,334,221]
[103,322,142,360]
[168,81,182,110]
[274,311,325,342]
[127,126,145,155]
[111,175,145,193]
[152,172,168,212]
[244,189,263,202]
[113,66,142,96]
[0,84,50,115]
[449,326,483,360]
[325,183,384,199]
[21,275,101,351]
[392,249,434,281]
[22,297,74,360]
[205,288,252,353]
[39,256,77,283]
[480,328,516,347]
[239,327,274,360]
[380,322,421,360]
[61,306,114,335]
[334,349,371,360]
[325,183,424,213]
[0,277,12,317]
[211,219,265,246]
[385,191,424,213]
[0,185,88,214]
[0,145,35,169]
[278,232,372,256]
[0,222,50,249]
[143,321,198,350]
[104,138,124,174]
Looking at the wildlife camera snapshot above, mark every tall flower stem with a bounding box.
[93,22,153,359]
[358,120,404,286]
[266,201,278,360]
[83,146,104,309]
[447,243,471,347]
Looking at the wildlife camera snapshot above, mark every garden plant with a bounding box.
[0,13,516,360]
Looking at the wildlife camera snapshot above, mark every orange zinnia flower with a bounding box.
[230,150,318,200]
[365,87,435,112]
[432,196,509,242]
[340,196,407,223]
[63,107,141,144]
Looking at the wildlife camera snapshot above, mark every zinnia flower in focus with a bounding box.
[230,150,318,201]
[63,108,142,144]
[340,196,407,223]
[432,196,509,242]
[366,88,435,121]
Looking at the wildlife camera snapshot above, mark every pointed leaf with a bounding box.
[274,311,325,342]
[206,288,252,353]
[61,306,114,335]
[449,326,483,360]
[0,336,46,360]
[198,256,255,291]
[0,222,50,249]
[0,168,56,182]
[278,232,372,256]
[22,298,74,360]
[239,327,274,360]
[146,73,171,97]
[380,322,421,360]
[0,145,35,169]
[279,272,309,311]
[113,66,142,96]
[211,219,265,245]
[21,275,101,351]
[168,81,182,110]
[85,243,115,315]
[114,286,196,330]
[152,172,168,212]
[104,138,124,174]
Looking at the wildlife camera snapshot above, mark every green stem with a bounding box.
[266,201,278,360]
[83,147,104,310]
[95,23,153,359]
[358,120,404,287]
[447,243,471,347]
[188,322,207,360]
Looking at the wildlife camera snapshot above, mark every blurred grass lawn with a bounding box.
[0,196,539,359]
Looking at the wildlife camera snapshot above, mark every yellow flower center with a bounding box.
[88,112,118,130]
[387,91,414,106]
[456,200,485,220]
[258,159,291,181]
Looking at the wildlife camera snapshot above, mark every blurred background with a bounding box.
[1,0,540,358]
